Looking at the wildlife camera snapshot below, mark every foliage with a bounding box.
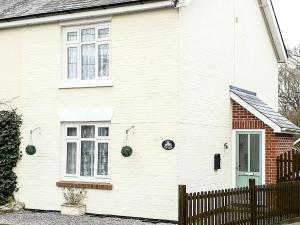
[279,45,300,128]
[63,188,87,206]
[0,109,22,205]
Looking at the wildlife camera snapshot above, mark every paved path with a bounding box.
[0,211,174,225]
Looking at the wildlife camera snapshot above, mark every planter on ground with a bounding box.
[61,204,86,216]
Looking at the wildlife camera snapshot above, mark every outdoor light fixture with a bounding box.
[224,143,228,150]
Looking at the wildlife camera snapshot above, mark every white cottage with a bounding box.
[0,0,298,221]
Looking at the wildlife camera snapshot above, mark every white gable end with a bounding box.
[259,0,287,63]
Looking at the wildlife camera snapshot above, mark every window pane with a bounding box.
[80,141,95,177]
[239,134,248,172]
[67,47,78,79]
[98,127,109,137]
[98,28,109,39]
[67,32,78,42]
[81,44,95,80]
[81,126,95,138]
[66,142,77,174]
[250,134,260,172]
[98,44,109,77]
[98,143,108,176]
[67,127,77,136]
[81,28,95,42]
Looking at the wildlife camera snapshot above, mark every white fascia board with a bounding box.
[176,0,193,7]
[230,92,282,133]
[259,0,287,63]
[0,1,173,29]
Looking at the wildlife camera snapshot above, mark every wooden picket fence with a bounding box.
[178,180,300,225]
[277,149,300,182]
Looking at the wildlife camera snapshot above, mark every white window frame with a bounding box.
[61,23,112,88]
[63,123,111,181]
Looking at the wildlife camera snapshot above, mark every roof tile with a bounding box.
[0,0,165,21]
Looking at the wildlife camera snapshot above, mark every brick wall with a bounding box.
[232,100,294,184]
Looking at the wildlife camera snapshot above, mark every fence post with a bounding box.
[277,156,280,183]
[179,185,187,225]
[249,179,257,225]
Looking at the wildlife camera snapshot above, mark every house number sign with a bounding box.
[162,140,175,150]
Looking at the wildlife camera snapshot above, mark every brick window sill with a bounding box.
[56,181,113,190]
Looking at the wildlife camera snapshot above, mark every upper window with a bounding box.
[63,24,111,84]
[64,123,110,180]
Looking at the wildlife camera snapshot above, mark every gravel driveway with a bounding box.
[0,211,175,225]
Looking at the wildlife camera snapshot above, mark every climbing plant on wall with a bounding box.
[0,109,22,205]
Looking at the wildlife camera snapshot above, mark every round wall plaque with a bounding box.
[162,140,175,150]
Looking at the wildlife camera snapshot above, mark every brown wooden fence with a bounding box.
[277,149,300,182]
[178,180,300,225]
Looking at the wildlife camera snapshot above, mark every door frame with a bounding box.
[232,129,266,187]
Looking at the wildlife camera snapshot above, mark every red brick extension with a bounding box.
[232,100,293,184]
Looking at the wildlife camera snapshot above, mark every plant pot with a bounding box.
[61,204,86,216]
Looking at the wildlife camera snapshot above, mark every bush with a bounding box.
[0,109,22,205]
[63,188,87,206]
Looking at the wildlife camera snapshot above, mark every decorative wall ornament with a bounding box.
[25,127,41,156]
[121,146,133,158]
[25,145,36,155]
[121,126,134,157]
[162,140,175,150]
[224,143,228,150]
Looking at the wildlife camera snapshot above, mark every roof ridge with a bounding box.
[229,85,257,96]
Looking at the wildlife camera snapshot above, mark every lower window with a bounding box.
[64,123,110,179]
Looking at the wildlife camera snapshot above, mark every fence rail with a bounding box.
[277,149,300,182]
[178,180,300,225]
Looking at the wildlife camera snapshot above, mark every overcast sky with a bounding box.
[272,0,300,48]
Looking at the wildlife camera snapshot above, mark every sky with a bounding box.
[272,0,300,48]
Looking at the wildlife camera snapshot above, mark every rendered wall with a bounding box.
[0,9,180,220]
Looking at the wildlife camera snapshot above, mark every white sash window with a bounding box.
[62,24,111,87]
[64,123,110,180]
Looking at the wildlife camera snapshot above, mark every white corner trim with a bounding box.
[58,80,113,89]
[258,0,287,63]
[230,92,282,133]
[0,1,173,29]
[57,107,114,122]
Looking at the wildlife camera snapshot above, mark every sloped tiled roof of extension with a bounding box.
[230,86,300,134]
[0,0,168,21]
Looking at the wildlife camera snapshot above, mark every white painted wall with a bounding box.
[234,0,279,109]
[177,0,280,193]
[0,0,280,221]
[0,9,180,220]
[178,0,235,192]
[0,29,22,108]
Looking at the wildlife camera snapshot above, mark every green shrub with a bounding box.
[0,109,22,205]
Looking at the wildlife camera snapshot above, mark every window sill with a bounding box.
[56,181,113,190]
[58,80,113,89]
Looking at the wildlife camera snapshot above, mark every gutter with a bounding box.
[0,0,173,29]
[281,128,300,135]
